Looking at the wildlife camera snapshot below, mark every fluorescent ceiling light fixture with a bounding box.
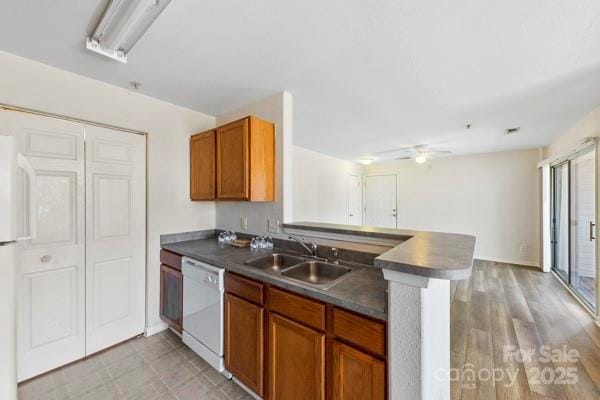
[415,155,427,164]
[86,0,172,63]
[359,157,375,165]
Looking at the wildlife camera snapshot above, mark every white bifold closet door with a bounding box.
[84,125,146,354]
[0,110,146,381]
[5,111,86,382]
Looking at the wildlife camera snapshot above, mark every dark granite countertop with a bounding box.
[161,238,388,320]
[284,222,476,280]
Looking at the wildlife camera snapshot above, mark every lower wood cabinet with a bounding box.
[224,293,264,396]
[159,264,183,333]
[333,341,385,400]
[223,272,386,400]
[268,313,325,400]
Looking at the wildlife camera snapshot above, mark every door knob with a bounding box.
[41,255,52,263]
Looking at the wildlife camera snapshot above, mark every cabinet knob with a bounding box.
[41,255,52,263]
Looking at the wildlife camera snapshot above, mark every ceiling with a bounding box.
[1,0,600,160]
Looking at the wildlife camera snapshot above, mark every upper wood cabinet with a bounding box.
[190,130,216,200]
[216,116,275,201]
[190,116,275,202]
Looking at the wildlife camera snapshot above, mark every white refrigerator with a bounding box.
[0,135,35,400]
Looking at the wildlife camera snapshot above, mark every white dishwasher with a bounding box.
[182,257,228,374]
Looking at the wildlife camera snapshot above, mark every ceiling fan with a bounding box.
[375,144,452,164]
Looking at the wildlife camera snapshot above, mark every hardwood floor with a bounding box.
[451,260,600,400]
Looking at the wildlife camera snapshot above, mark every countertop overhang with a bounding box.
[283,222,476,280]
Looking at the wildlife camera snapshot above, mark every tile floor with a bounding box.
[17,329,253,400]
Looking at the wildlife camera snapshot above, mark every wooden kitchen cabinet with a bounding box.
[190,130,216,200]
[190,116,275,202]
[268,313,325,400]
[223,273,387,399]
[224,293,264,396]
[216,116,275,201]
[333,341,385,400]
[159,250,183,333]
[160,264,183,333]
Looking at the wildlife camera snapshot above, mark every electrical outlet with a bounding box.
[240,217,248,231]
[267,219,279,233]
[519,244,529,253]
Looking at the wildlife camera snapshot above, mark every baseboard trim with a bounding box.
[145,321,168,337]
[475,256,540,269]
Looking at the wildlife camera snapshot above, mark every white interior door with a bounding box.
[348,174,362,225]
[1,110,86,381]
[85,125,146,354]
[364,175,397,228]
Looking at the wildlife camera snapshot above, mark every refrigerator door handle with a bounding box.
[16,153,36,241]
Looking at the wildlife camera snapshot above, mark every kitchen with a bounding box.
[1,1,600,400]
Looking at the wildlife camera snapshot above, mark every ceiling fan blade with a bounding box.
[393,156,412,160]
[374,147,416,155]
[425,150,452,155]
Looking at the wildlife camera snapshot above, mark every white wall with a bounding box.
[547,106,600,158]
[293,146,363,224]
[0,51,216,333]
[215,92,293,236]
[365,149,541,265]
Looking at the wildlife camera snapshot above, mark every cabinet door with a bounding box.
[190,130,216,200]
[333,341,385,400]
[217,118,249,199]
[160,264,182,333]
[268,313,325,400]
[225,293,264,396]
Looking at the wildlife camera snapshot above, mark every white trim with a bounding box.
[144,321,168,337]
[538,137,597,167]
[475,255,540,268]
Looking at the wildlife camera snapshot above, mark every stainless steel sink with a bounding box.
[281,261,351,287]
[245,253,305,272]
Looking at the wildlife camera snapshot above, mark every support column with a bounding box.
[383,269,451,400]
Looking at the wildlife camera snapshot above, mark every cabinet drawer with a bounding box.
[160,249,182,270]
[225,272,264,305]
[267,287,325,331]
[333,308,385,357]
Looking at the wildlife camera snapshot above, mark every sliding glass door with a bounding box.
[551,146,597,310]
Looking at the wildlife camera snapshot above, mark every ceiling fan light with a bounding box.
[415,155,427,164]
[359,157,374,165]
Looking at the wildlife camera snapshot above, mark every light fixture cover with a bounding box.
[87,0,172,63]
[415,155,427,164]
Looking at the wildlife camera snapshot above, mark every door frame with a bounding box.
[363,173,398,229]
[550,160,571,284]
[347,174,363,226]
[549,142,598,315]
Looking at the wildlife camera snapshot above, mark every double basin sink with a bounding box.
[244,253,352,289]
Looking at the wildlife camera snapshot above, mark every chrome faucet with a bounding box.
[288,235,318,257]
